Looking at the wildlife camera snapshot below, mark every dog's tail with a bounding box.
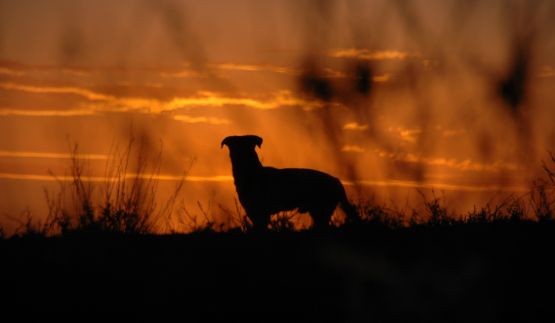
[338,182,359,225]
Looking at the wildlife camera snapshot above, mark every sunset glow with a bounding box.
[1,0,555,232]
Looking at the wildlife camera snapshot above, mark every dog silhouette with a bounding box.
[222,135,357,230]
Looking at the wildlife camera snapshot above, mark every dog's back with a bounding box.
[244,166,355,227]
[260,167,341,211]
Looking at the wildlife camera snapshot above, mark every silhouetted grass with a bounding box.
[12,209,52,238]
[6,138,186,238]
[3,207,554,319]
[269,211,299,232]
[3,150,555,239]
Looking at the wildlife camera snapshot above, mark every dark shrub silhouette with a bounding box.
[221,135,358,230]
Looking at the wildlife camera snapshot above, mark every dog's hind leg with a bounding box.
[247,210,270,232]
[309,203,336,230]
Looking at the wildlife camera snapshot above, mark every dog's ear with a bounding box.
[221,136,234,148]
[248,135,263,148]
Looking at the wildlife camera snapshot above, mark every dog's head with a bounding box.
[221,135,263,153]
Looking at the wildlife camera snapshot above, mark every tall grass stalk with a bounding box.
[43,138,187,235]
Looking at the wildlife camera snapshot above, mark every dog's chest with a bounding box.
[233,173,266,197]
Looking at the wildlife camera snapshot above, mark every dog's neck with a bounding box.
[229,149,263,179]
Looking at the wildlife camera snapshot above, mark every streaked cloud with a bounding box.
[158,62,365,80]
[0,82,113,101]
[185,175,233,182]
[160,63,299,78]
[216,63,297,75]
[374,149,519,172]
[0,171,526,193]
[161,91,324,112]
[329,49,413,61]
[0,150,109,160]
[341,145,365,153]
[388,127,422,143]
[0,60,91,77]
[173,115,231,125]
[1,82,325,115]
[372,74,391,83]
[0,108,96,117]
[0,67,25,77]
[349,179,527,193]
[0,172,232,183]
[343,122,368,131]
[1,59,389,85]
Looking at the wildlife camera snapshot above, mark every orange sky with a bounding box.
[1,0,555,232]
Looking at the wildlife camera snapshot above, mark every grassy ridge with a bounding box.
[3,142,555,237]
[2,145,555,319]
[2,221,555,320]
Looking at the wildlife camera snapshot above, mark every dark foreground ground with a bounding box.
[2,222,555,322]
